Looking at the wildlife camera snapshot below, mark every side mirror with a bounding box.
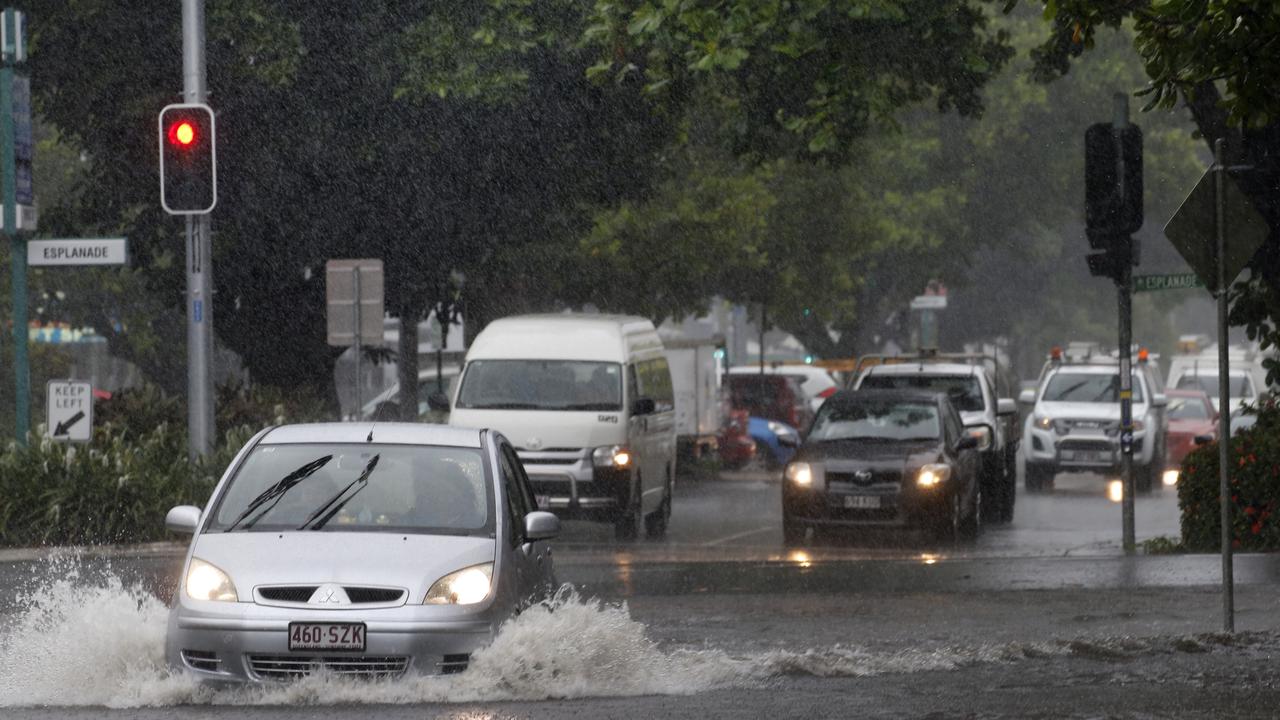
[165,505,202,534]
[632,397,656,416]
[996,398,1017,416]
[1152,393,1169,408]
[426,392,450,412]
[956,435,979,451]
[1018,388,1036,405]
[524,510,560,541]
[1193,434,1215,447]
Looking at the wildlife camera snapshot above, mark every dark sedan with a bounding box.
[781,389,983,544]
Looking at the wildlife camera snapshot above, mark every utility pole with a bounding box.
[182,0,214,457]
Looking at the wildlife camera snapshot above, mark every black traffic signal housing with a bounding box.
[1085,122,1142,243]
[158,103,216,214]
[1087,236,1138,283]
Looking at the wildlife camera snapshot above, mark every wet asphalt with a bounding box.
[3,468,1278,717]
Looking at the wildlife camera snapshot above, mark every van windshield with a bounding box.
[456,360,623,411]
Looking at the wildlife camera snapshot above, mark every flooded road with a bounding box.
[2,470,1277,717]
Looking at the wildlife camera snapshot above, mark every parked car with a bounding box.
[725,372,813,431]
[717,409,757,470]
[449,314,676,540]
[781,389,982,545]
[1164,389,1217,473]
[728,364,839,415]
[1020,349,1168,492]
[854,359,1019,524]
[163,422,559,683]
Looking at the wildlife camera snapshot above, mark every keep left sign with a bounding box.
[47,381,93,442]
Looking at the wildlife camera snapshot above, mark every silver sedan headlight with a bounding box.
[186,557,238,602]
[424,562,493,605]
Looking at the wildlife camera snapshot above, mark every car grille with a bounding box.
[827,471,899,489]
[247,655,410,681]
[258,586,318,603]
[256,586,406,605]
[439,653,470,674]
[1058,439,1114,453]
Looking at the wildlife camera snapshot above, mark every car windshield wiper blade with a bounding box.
[224,454,334,532]
[467,402,542,409]
[560,402,620,411]
[297,454,380,531]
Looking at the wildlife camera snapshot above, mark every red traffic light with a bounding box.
[168,120,196,147]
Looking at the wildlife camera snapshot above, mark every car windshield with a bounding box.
[1041,372,1145,403]
[808,401,940,442]
[1169,397,1211,420]
[1175,373,1254,398]
[860,374,984,412]
[456,360,623,411]
[207,444,492,535]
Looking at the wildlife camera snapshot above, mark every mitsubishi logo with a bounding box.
[308,584,350,606]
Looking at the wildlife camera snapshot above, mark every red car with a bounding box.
[1165,389,1217,470]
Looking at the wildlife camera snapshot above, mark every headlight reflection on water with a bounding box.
[1107,480,1124,503]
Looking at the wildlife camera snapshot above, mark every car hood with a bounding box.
[189,531,496,600]
[1168,418,1215,436]
[1034,401,1147,421]
[449,408,625,450]
[796,439,941,471]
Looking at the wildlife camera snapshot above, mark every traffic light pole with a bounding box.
[1117,241,1135,554]
[1,57,28,443]
[182,0,214,458]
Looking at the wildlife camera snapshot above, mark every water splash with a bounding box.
[4,561,1247,709]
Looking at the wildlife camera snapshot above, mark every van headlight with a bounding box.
[1035,415,1053,431]
[424,563,493,605]
[917,464,952,488]
[592,445,631,468]
[785,462,813,487]
[186,558,238,602]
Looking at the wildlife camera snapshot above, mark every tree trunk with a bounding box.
[397,310,419,422]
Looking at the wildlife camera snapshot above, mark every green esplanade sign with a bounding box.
[1133,273,1203,292]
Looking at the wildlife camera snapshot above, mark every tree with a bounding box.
[25,0,669,414]
[1011,0,1280,383]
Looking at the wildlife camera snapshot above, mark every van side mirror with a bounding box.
[1151,393,1168,408]
[165,505,201,534]
[996,398,1017,416]
[632,397,656,416]
[426,392,450,412]
[1018,389,1036,405]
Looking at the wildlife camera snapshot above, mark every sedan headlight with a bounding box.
[592,445,631,468]
[917,463,952,488]
[1034,415,1053,431]
[967,426,992,451]
[186,558,238,602]
[424,563,493,605]
[784,462,813,487]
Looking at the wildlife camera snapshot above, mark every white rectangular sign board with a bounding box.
[28,238,127,266]
[326,259,385,346]
[910,295,947,311]
[46,380,93,442]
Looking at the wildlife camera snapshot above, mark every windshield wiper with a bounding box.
[465,402,542,409]
[297,454,380,531]
[223,454,334,532]
[560,402,620,411]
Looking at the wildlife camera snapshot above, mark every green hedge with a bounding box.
[1178,395,1280,552]
[0,384,331,547]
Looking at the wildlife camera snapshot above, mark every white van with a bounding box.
[449,314,676,540]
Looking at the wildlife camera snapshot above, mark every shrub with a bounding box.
[1178,395,1280,552]
[0,379,329,547]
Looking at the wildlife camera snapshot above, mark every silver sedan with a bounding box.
[164,422,559,682]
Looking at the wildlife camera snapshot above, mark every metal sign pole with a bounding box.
[1113,95,1135,554]
[1,25,28,443]
[1213,138,1234,633]
[182,0,214,458]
